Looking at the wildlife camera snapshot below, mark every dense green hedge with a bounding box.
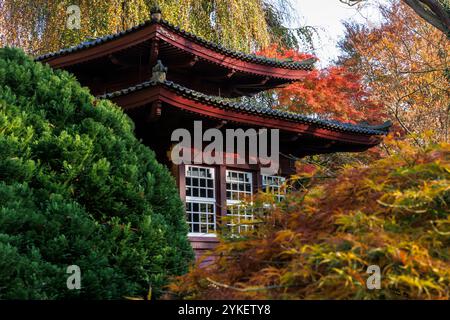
[0,47,193,299]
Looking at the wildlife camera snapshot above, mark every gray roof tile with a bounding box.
[96,80,391,136]
[35,19,315,71]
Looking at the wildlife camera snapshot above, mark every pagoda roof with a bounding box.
[36,18,315,71]
[98,79,389,136]
[96,78,391,150]
[35,14,315,96]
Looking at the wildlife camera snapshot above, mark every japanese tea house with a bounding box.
[36,7,391,258]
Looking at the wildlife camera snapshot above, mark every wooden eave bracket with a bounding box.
[145,100,162,122]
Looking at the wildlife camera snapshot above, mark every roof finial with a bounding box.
[151,60,167,82]
[150,4,162,22]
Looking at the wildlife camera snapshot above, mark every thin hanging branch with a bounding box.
[206,277,295,292]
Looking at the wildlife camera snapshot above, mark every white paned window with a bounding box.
[226,170,253,234]
[262,175,286,202]
[185,166,216,236]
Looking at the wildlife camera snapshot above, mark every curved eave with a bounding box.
[154,24,312,80]
[36,19,314,80]
[36,24,158,69]
[97,81,389,149]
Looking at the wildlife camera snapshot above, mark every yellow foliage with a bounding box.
[0,0,274,55]
[169,136,450,300]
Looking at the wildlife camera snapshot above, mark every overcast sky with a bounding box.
[290,0,384,67]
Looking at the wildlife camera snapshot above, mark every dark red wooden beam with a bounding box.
[103,84,382,148]
[40,25,158,68]
[39,23,309,81]
[149,38,159,67]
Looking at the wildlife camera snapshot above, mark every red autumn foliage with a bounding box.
[256,44,386,123]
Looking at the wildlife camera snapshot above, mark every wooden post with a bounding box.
[149,39,159,68]
[177,163,186,204]
[217,165,227,227]
[255,168,262,193]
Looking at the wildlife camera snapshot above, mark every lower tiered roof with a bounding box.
[96,77,391,152]
[98,79,390,136]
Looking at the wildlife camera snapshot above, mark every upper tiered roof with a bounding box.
[36,6,316,97]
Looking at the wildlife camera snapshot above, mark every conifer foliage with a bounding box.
[0,48,193,299]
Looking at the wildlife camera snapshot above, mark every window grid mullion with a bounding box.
[185,165,216,236]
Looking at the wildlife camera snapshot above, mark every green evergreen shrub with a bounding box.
[0,47,193,299]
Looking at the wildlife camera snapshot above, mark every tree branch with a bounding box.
[404,0,450,34]
[341,0,450,35]
[206,277,294,292]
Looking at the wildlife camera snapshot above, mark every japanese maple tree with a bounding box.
[168,136,450,300]
[257,44,385,123]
